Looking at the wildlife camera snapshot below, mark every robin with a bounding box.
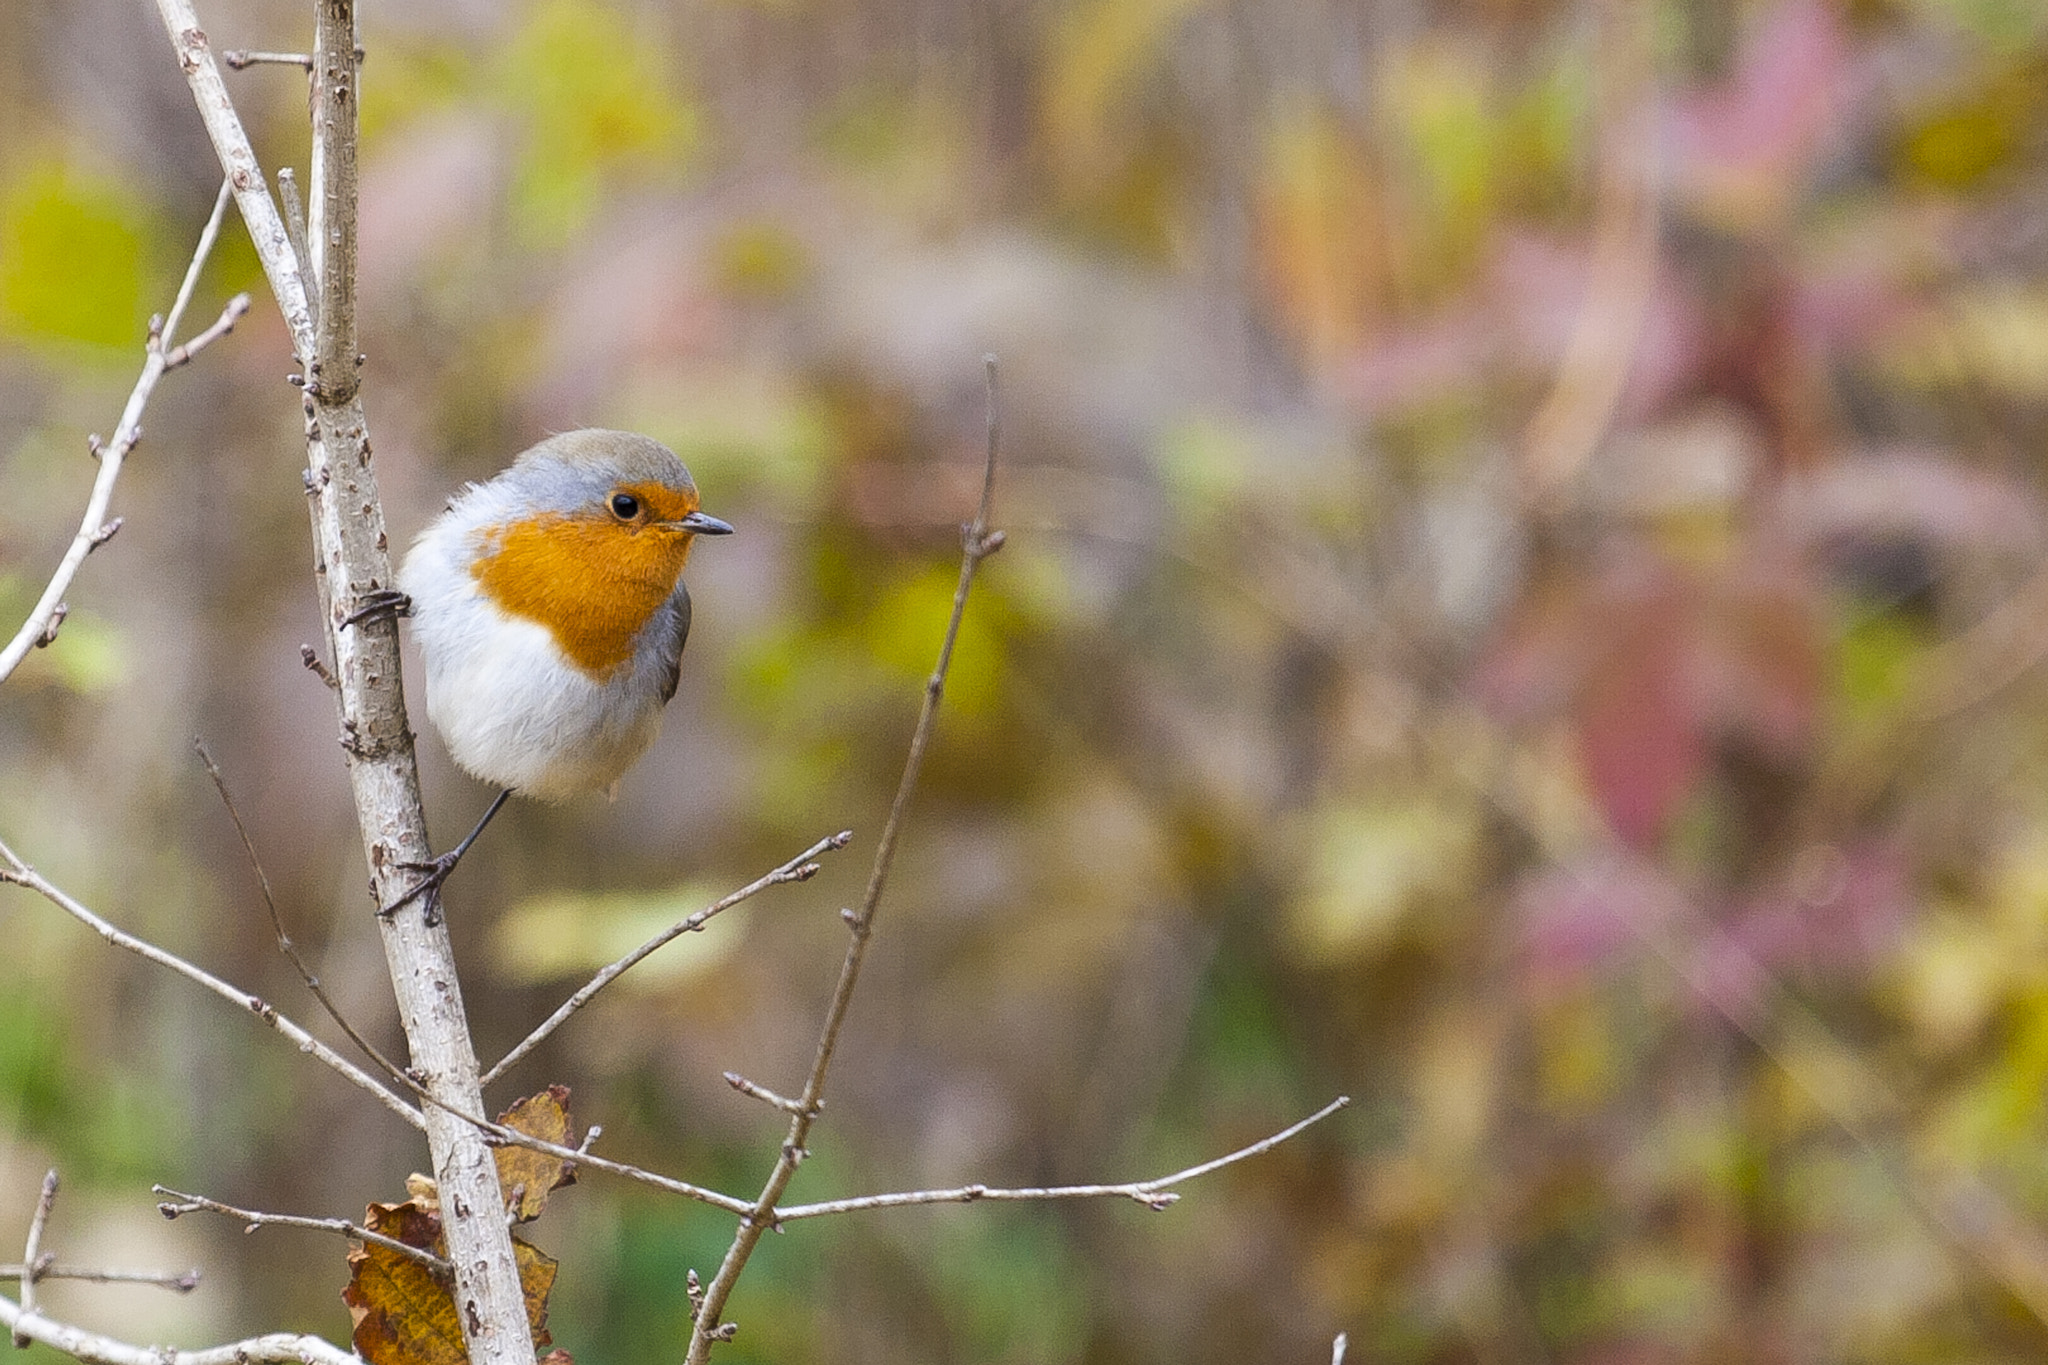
[384,428,732,911]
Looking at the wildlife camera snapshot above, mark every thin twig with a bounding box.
[194,740,416,1092]
[482,831,854,1086]
[0,1264,198,1293]
[163,293,250,369]
[723,1072,807,1115]
[276,169,316,334]
[223,49,313,70]
[0,837,424,1131]
[14,1170,57,1347]
[685,358,1007,1360]
[0,179,240,685]
[0,1293,355,1365]
[773,1097,1350,1221]
[153,1186,450,1275]
[407,1090,758,1219]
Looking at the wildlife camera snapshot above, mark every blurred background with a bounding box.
[5,0,2048,1359]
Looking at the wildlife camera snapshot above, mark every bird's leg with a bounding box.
[381,787,513,922]
[342,588,412,629]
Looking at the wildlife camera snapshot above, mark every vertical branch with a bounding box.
[155,6,314,358]
[307,0,357,405]
[155,2,532,1360]
[684,359,1007,1360]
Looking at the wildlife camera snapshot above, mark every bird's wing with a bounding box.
[654,583,693,704]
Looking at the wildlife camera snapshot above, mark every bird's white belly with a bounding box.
[403,542,666,800]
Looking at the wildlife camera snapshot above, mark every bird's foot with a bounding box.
[380,849,462,926]
[343,588,412,630]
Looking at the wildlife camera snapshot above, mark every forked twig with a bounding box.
[483,830,855,1086]
[0,838,423,1131]
[408,1091,757,1219]
[0,179,247,685]
[13,1170,57,1346]
[771,1096,1351,1221]
[154,1186,450,1274]
[684,358,1008,1359]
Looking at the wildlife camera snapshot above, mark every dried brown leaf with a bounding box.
[342,1196,557,1364]
[496,1084,578,1223]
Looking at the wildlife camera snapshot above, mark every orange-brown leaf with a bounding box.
[342,1196,557,1364]
[495,1084,578,1223]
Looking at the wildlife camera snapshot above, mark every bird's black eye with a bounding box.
[609,492,640,520]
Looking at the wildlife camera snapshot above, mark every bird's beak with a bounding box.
[676,510,734,536]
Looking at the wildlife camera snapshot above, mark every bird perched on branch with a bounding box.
[386,428,732,911]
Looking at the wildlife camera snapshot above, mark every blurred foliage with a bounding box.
[14,0,2048,1362]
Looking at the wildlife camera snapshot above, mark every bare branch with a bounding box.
[482,831,854,1086]
[409,1091,758,1219]
[154,1185,450,1275]
[773,1096,1350,1221]
[195,740,415,1092]
[0,1264,198,1293]
[276,169,316,333]
[0,1293,355,1365]
[686,357,1007,1360]
[0,179,239,685]
[0,836,424,1131]
[156,3,535,1355]
[162,292,250,369]
[223,49,312,70]
[153,3,315,356]
[722,1072,808,1116]
[13,1170,57,1346]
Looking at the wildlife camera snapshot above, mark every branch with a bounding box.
[154,1185,451,1275]
[13,1170,57,1346]
[196,740,416,1092]
[407,1091,758,1219]
[482,831,854,1086]
[223,49,312,70]
[685,358,1007,1360]
[154,3,314,357]
[155,4,534,1357]
[0,1264,198,1293]
[0,837,424,1129]
[0,179,246,685]
[0,1295,355,1365]
[772,1096,1350,1221]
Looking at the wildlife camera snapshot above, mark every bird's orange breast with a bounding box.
[470,498,695,677]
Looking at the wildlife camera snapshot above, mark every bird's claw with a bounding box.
[381,851,460,926]
[343,588,412,630]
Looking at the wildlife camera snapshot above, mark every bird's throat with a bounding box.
[470,514,692,677]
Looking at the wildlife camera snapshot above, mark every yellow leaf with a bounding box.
[495,1086,578,1224]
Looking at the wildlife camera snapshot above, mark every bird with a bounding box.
[385,428,732,912]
